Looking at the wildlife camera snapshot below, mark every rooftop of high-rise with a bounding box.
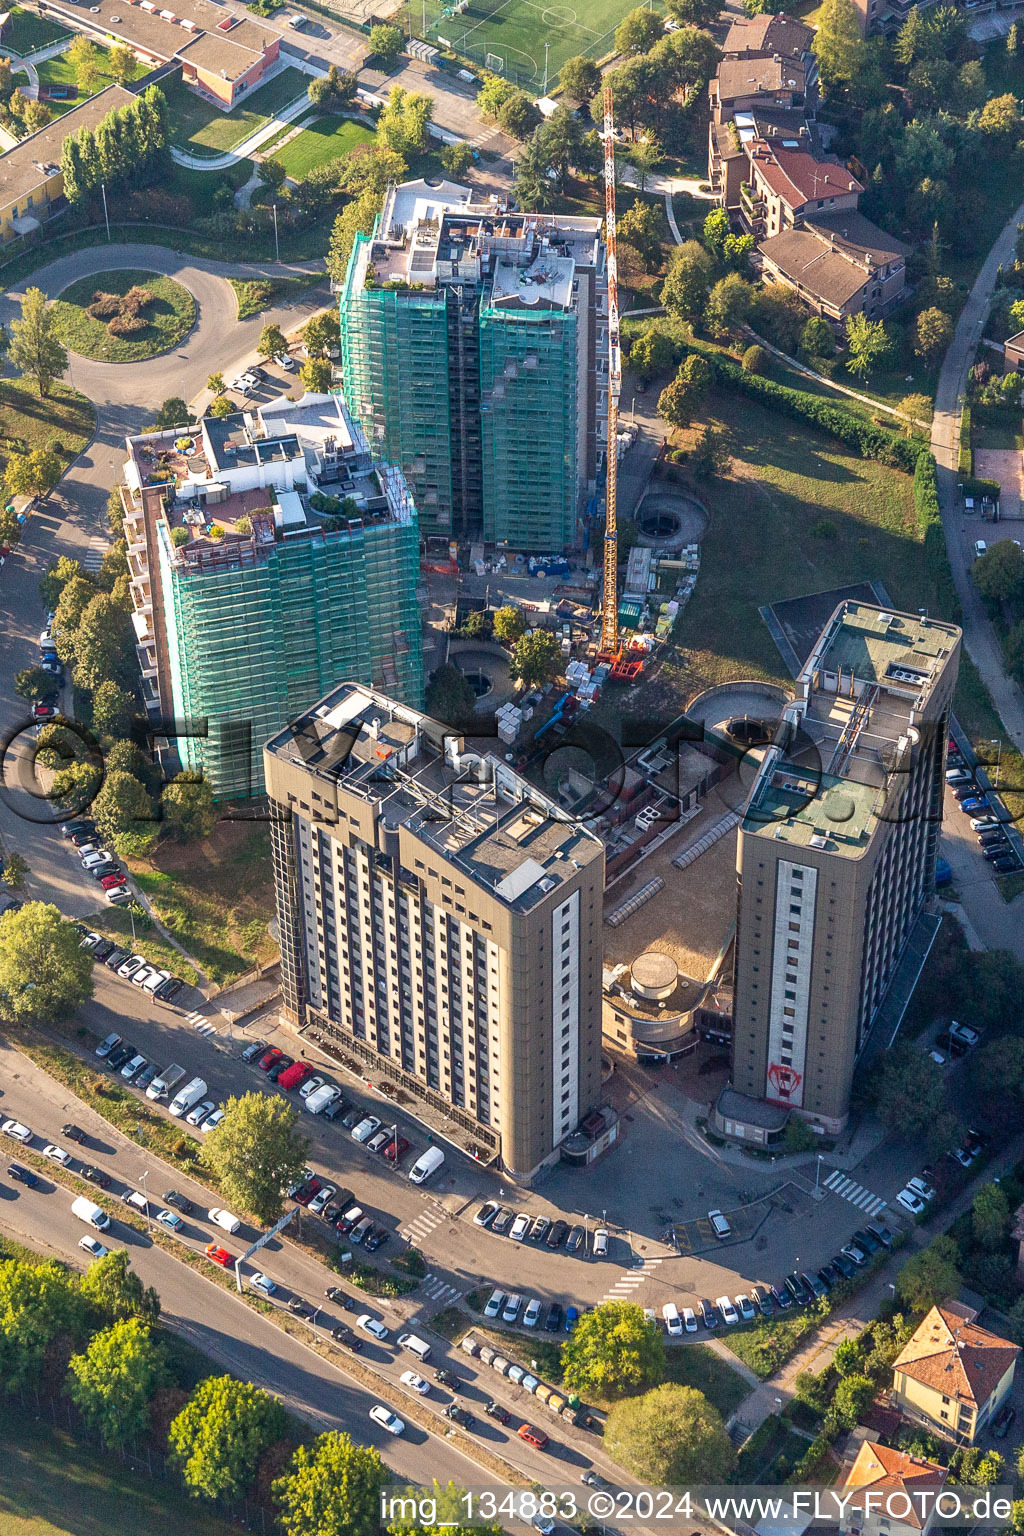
[266,682,604,910]
[741,602,960,856]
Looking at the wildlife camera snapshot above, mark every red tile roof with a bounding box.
[894,1303,1019,1410]
[749,137,861,212]
[843,1442,947,1529]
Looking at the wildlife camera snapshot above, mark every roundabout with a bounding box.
[50,268,197,364]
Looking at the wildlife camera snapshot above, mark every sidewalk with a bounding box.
[618,164,715,249]
[169,87,313,171]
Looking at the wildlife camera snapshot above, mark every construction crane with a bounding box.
[597,84,643,682]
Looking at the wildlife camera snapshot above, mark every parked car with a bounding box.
[736,1293,756,1321]
[992,1404,1016,1439]
[565,1224,585,1253]
[241,1039,268,1062]
[156,1209,183,1231]
[41,1143,72,1166]
[592,1227,609,1257]
[357,1314,390,1342]
[250,1271,277,1297]
[94,1032,121,1059]
[257,1047,282,1072]
[509,1213,530,1241]
[897,1187,927,1215]
[490,1207,514,1236]
[484,1288,506,1319]
[751,1285,773,1318]
[369,1404,404,1436]
[61,1123,87,1143]
[485,1399,511,1423]
[307,1184,336,1216]
[716,1295,739,1325]
[154,976,183,1002]
[400,1370,430,1395]
[81,1165,110,1188]
[363,1226,390,1252]
[79,1236,109,1259]
[164,1190,194,1214]
[544,1301,563,1332]
[2,1120,32,1144]
[8,1163,39,1187]
[205,1244,233,1267]
[545,1219,569,1248]
[266,1055,293,1082]
[523,1297,542,1328]
[185,1100,216,1128]
[700,1300,719,1328]
[867,1221,894,1248]
[383,1135,410,1163]
[351,1116,381,1144]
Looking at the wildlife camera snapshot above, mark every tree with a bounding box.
[651,27,721,92]
[0,1259,87,1390]
[5,447,62,500]
[896,1235,962,1311]
[751,282,806,352]
[92,680,137,739]
[425,663,476,724]
[68,35,101,94]
[68,1317,167,1450]
[80,1248,160,1325]
[704,273,753,337]
[208,395,234,418]
[308,65,357,111]
[801,316,836,360]
[873,1043,943,1140]
[326,187,380,283]
[827,1373,875,1431]
[170,1376,288,1501]
[973,1183,1011,1252]
[2,852,28,887]
[559,55,601,107]
[377,87,433,156]
[257,324,287,362]
[604,1383,736,1484]
[153,397,191,430]
[388,1485,503,1536]
[899,393,932,431]
[979,94,1021,143]
[108,41,137,85]
[202,1093,310,1224]
[914,306,953,367]
[973,540,1024,605]
[659,374,700,430]
[368,23,404,68]
[302,311,340,358]
[630,326,679,379]
[477,73,517,123]
[619,200,662,271]
[703,206,730,261]
[440,141,473,179]
[615,6,664,55]
[53,575,96,668]
[661,239,714,321]
[39,554,87,611]
[562,1301,664,1398]
[90,769,157,853]
[15,665,57,701]
[261,157,286,189]
[1009,20,1020,54]
[71,591,136,692]
[492,605,526,645]
[511,630,561,687]
[161,771,216,844]
[844,313,891,380]
[274,1431,387,1536]
[666,0,720,24]
[813,0,867,95]
[741,343,767,375]
[0,902,93,1024]
[300,357,332,394]
[627,135,664,193]
[9,287,67,399]
[49,759,102,815]
[498,90,540,140]
[688,424,731,477]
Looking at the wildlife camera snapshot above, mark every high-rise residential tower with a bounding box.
[729,601,961,1132]
[122,393,422,800]
[263,683,606,1182]
[338,178,607,548]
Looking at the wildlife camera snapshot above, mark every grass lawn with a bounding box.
[161,67,308,156]
[663,388,933,700]
[398,0,638,86]
[0,379,94,480]
[127,823,277,986]
[86,905,201,986]
[274,114,374,180]
[50,270,196,363]
[0,1410,238,1536]
[1,6,69,55]
[723,1309,824,1379]
[37,45,116,100]
[663,1342,749,1418]
[228,273,315,319]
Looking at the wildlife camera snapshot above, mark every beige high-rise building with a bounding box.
[730,601,961,1133]
[263,683,606,1183]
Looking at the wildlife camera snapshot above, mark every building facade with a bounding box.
[339,178,607,548]
[263,684,606,1182]
[759,211,909,325]
[840,1441,947,1536]
[892,1302,1019,1443]
[730,602,961,1132]
[0,85,134,244]
[121,394,421,801]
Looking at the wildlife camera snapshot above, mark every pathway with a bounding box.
[618,164,715,249]
[745,329,918,424]
[169,88,315,171]
[931,194,1024,755]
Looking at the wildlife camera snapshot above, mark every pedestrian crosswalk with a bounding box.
[822,1169,887,1217]
[602,1256,664,1302]
[400,1202,447,1245]
[184,1009,218,1037]
[420,1272,465,1307]
[81,539,107,573]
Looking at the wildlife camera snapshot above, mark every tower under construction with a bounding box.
[338,178,608,547]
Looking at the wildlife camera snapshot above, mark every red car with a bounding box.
[277,1060,314,1091]
[205,1243,233,1267]
[100,873,126,891]
[518,1423,549,1450]
[31,701,56,721]
[257,1047,282,1072]
[383,1135,410,1163]
[291,1177,322,1207]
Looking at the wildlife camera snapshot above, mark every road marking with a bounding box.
[421,1273,466,1306]
[400,1204,447,1244]
[81,539,107,573]
[602,1256,663,1301]
[184,1009,219,1037]
[822,1168,887,1216]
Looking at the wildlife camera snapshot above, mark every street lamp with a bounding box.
[139,1169,153,1230]
[990,738,1002,789]
[815,1153,823,1192]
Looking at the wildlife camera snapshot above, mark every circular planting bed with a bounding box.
[51,269,197,363]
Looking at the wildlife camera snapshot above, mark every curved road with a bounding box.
[0,243,328,913]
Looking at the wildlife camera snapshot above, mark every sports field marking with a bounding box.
[523,0,602,35]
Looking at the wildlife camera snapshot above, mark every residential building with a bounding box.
[1004,330,1024,374]
[759,211,909,325]
[263,683,606,1182]
[892,1302,1019,1442]
[710,55,811,126]
[0,84,134,244]
[849,0,937,39]
[709,108,817,218]
[121,394,421,801]
[840,1442,947,1536]
[721,10,818,72]
[729,601,961,1133]
[338,177,607,548]
[39,0,281,106]
[741,136,862,239]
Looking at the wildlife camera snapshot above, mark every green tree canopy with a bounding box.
[80,1248,160,1325]
[14,665,57,702]
[0,1258,88,1389]
[153,398,191,430]
[387,1484,503,1536]
[562,1301,665,1398]
[630,326,679,379]
[559,55,602,106]
[9,287,68,398]
[53,574,96,667]
[92,680,137,740]
[497,90,540,140]
[368,23,404,68]
[896,1235,962,1311]
[615,5,664,55]
[872,1042,944,1141]
[914,305,953,366]
[0,901,93,1024]
[666,0,720,24]
[425,664,476,725]
[973,1183,1011,1252]
[604,1383,736,1483]
[308,64,357,111]
[170,1376,289,1501]
[108,40,137,85]
[300,356,333,394]
[202,1092,310,1224]
[5,447,62,499]
[827,1373,875,1431]
[378,86,433,156]
[440,141,473,179]
[91,769,157,855]
[973,540,1024,605]
[661,239,715,321]
[492,605,526,645]
[511,629,561,688]
[845,313,891,380]
[274,1430,387,1536]
[257,324,287,361]
[813,0,867,94]
[71,590,136,692]
[67,1318,168,1449]
[704,272,753,337]
[160,770,217,844]
[627,135,664,193]
[801,316,836,360]
[619,200,663,271]
[39,554,87,611]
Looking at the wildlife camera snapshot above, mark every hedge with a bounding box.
[958,404,973,476]
[694,351,922,473]
[913,453,961,621]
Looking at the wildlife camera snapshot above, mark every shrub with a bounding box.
[107,312,147,336]
[170,526,189,547]
[742,344,768,374]
[208,524,225,541]
[88,290,122,318]
[235,516,252,536]
[913,453,960,620]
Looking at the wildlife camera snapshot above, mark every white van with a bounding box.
[169,1076,207,1118]
[305,1083,341,1116]
[975,540,988,560]
[662,1302,682,1336]
[72,1195,110,1231]
[397,1332,432,1361]
[408,1146,444,1184]
[209,1208,241,1235]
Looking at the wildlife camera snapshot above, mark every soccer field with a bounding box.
[403,0,654,90]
